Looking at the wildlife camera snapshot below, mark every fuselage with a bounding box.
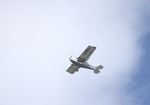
[70,59,95,70]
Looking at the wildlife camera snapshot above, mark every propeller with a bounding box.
[69,55,73,60]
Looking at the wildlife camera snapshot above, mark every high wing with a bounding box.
[66,64,80,74]
[77,45,96,62]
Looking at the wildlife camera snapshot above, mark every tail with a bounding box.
[94,65,103,74]
[95,65,103,70]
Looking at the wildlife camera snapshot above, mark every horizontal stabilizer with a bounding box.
[95,65,103,70]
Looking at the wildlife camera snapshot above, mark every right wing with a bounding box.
[66,64,80,74]
[77,45,96,62]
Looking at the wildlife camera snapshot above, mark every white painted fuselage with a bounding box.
[70,58,101,74]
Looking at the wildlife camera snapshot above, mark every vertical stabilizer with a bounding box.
[94,65,103,74]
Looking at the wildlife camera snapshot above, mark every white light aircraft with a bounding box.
[66,45,104,74]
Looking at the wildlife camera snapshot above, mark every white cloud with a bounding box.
[0,0,144,105]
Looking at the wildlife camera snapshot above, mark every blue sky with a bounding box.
[130,34,150,105]
[0,0,149,105]
[130,3,150,104]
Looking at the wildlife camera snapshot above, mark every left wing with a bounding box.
[66,64,80,74]
[77,45,96,62]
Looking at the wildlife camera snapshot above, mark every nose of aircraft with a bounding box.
[69,55,73,61]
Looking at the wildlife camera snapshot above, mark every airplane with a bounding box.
[66,45,104,74]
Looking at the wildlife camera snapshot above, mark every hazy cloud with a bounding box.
[0,0,146,105]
